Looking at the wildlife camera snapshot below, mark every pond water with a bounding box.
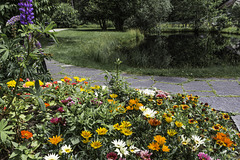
[122,33,240,69]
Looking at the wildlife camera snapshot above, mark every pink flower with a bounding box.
[198,152,212,160]
[45,82,53,87]
[50,117,59,125]
[61,100,68,105]
[139,150,152,160]
[106,152,118,160]
[57,107,65,113]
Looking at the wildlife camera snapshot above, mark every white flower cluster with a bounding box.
[181,135,206,151]
[139,106,158,118]
[112,139,140,158]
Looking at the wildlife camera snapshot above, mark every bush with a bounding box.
[51,3,80,28]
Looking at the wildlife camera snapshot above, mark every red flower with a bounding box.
[21,130,33,139]
[55,86,59,90]
[53,81,58,84]
[106,152,118,160]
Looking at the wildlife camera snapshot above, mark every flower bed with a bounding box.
[1,75,240,160]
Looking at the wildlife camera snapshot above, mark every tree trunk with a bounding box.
[99,19,107,30]
[114,18,124,31]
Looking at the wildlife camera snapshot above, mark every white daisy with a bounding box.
[142,108,157,118]
[129,145,141,153]
[115,147,129,157]
[139,106,146,112]
[61,144,73,153]
[112,139,126,148]
[192,135,205,145]
[181,135,191,145]
[44,153,59,160]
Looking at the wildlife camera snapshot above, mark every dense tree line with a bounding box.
[1,0,240,32]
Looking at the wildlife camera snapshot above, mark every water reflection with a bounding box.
[121,33,240,69]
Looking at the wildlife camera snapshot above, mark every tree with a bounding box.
[169,0,224,32]
[126,0,172,33]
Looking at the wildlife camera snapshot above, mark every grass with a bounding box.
[42,27,240,78]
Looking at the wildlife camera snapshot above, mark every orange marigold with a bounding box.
[148,142,160,151]
[148,118,161,127]
[154,135,166,146]
[21,130,33,139]
[162,145,170,152]
[48,135,63,145]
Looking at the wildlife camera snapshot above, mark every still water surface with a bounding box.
[122,33,240,69]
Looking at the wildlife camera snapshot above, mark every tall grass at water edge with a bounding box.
[44,28,144,68]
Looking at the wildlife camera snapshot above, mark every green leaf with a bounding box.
[38,97,46,111]
[9,150,20,159]
[70,137,80,145]
[0,132,7,142]
[12,141,19,148]
[20,154,28,160]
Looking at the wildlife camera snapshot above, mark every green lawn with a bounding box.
[42,28,240,78]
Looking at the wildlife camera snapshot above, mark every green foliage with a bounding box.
[0,119,15,143]
[0,1,18,29]
[52,3,80,28]
[125,0,172,33]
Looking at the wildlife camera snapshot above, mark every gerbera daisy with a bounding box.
[212,124,221,131]
[110,94,118,99]
[113,123,121,130]
[181,135,191,145]
[181,105,189,110]
[48,135,63,145]
[120,121,132,128]
[165,117,173,123]
[192,135,205,145]
[91,140,102,149]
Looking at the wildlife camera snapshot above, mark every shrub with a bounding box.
[51,3,80,28]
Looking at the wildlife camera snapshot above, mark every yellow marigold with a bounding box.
[96,127,108,135]
[90,140,102,149]
[175,121,183,128]
[135,103,143,110]
[7,80,16,87]
[129,99,138,106]
[110,94,118,99]
[148,142,160,151]
[167,129,178,137]
[165,117,173,123]
[90,85,100,90]
[113,123,121,130]
[154,135,166,146]
[81,130,92,139]
[48,135,63,145]
[73,76,80,80]
[126,106,134,110]
[120,121,131,128]
[25,81,35,87]
[78,78,86,82]
[162,145,170,152]
[82,138,91,143]
[120,128,133,136]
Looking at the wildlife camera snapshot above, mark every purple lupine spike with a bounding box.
[6,15,21,25]
[18,0,34,25]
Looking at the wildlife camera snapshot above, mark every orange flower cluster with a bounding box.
[126,99,143,111]
[148,135,170,152]
[21,130,33,139]
[186,94,198,103]
[214,132,234,148]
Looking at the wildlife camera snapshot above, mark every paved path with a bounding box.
[46,59,240,131]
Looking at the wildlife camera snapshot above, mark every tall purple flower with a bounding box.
[6,15,20,25]
[18,0,34,25]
